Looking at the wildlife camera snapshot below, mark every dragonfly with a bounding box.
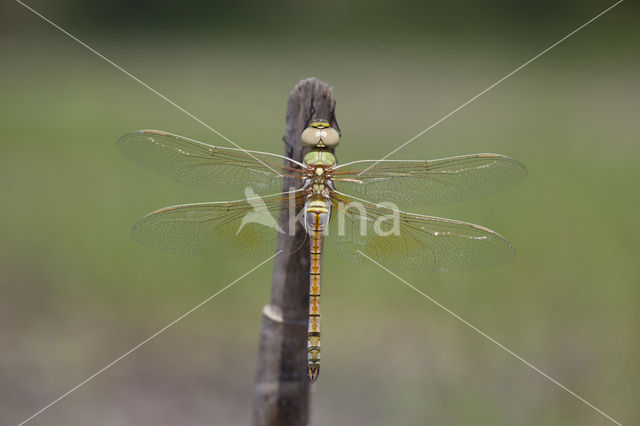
[117,120,526,383]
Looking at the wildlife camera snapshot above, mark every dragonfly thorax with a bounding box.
[303,149,336,198]
[303,150,336,167]
[302,149,335,232]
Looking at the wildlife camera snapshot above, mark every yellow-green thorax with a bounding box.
[304,150,336,197]
[303,150,336,168]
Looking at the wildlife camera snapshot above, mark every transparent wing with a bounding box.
[131,191,305,260]
[118,130,307,197]
[326,192,516,272]
[332,154,526,209]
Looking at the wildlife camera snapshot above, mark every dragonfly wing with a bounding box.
[118,130,307,196]
[131,191,305,260]
[326,192,515,272]
[332,154,526,209]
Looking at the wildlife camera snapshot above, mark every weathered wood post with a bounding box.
[252,78,338,426]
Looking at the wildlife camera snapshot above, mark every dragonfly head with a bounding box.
[301,119,340,148]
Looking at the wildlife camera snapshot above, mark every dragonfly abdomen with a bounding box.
[304,196,330,383]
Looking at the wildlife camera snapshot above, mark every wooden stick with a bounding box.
[252,78,338,426]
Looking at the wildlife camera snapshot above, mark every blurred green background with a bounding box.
[1,1,638,425]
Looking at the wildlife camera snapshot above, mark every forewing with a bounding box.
[118,130,306,197]
[326,192,516,272]
[332,154,526,209]
[131,191,305,259]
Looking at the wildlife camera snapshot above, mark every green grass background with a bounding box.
[1,2,638,425]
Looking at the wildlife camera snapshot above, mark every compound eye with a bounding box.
[321,127,340,147]
[300,124,340,147]
[301,127,320,146]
